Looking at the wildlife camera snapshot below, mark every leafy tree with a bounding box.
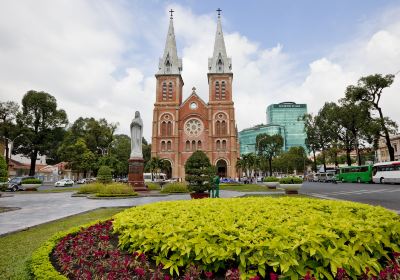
[303,114,319,172]
[97,165,112,184]
[185,151,215,193]
[0,101,20,165]
[345,74,398,160]
[14,91,68,175]
[142,137,151,169]
[256,134,284,176]
[285,146,309,173]
[0,154,8,182]
[146,156,168,178]
[58,138,95,178]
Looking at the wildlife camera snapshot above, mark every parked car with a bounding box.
[76,178,87,184]
[7,176,36,192]
[55,179,74,187]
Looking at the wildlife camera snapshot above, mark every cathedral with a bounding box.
[151,11,239,180]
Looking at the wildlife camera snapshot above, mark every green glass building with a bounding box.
[239,124,285,155]
[266,102,307,151]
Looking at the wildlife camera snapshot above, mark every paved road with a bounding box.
[301,181,400,212]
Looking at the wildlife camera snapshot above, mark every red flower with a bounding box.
[164,275,171,280]
[270,272,279,280]
[204,271,213,278]
[134,267,145,276]
[250,275,260,280]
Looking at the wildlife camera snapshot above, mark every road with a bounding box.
[301,181,400,213]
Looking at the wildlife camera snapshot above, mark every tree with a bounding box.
[15,91,68,175]
[256,134,284,176]
[345,74,397,161]
[303,114,319,172]
[142,137,151,169]
[241,153,257,178]
[185,151,215,193]
[97,165,112,184]
[0,154,8,182]
[0,101,20,165]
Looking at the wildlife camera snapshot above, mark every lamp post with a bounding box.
[2,134,24,165]
[97,147,107,156]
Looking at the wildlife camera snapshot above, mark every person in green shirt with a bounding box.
[213,175,220,198]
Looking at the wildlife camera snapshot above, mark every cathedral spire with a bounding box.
[208,9,232,73]
[158,11,182,75]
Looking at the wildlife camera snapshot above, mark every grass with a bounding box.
[0,207,20,213]
[0,207,127,280]
[77,182,137,196]
[160,182,189,193]
[220,183,281,192]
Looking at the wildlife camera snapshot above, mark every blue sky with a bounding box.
[1,1,400,140]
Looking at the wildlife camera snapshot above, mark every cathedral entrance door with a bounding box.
[162,159,172,179]
[216,159,227,178]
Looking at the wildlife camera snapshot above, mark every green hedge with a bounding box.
[30,219,108,280]
[21,178,42,184]
[160,182,189,193]
[97,165,112,184]
[113,197,400,279]
[77,182,137,196]
[263,176,279,182]
[279,176,303,184]
[146,182,161,190]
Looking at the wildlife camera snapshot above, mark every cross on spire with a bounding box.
[216,8,222,18]
[169,9,174,19]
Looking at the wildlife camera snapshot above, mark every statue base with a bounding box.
[128,158,148,192]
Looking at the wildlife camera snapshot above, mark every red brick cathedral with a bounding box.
[151,12,239,180]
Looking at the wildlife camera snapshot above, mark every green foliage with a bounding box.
[77,182,137,196]
[21,178,42,184]
[97,165,112,184]
[146,182,161,190]
[113,197,400,279]
[263,176,279,182]
[15,90,68,175]
[256,134,284,175]
[0,154,8,182]
[279,176,303,184]
[160,182,189,193]
[0,101,19,165]
[184,151,215,193]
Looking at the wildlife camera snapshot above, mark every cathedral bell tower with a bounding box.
[207,9,238,178]
[151,9,183,176]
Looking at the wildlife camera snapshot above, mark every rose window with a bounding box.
[185,119,203,136]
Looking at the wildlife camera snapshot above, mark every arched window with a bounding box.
[216,121,221,136]
[222,140,227,151]
[168,82,173,100]
[186,141,190,151]
[221,120,227,135]
[215,81,220,100]
[161,141,166,151]
[167,141,172,151]
[161,122,167,136]
[216,140,221,150]
[221,81,226,100]
[162,82,167,101]
[167,121,172,136]
[192,140,196,151]
[197,140,202,150]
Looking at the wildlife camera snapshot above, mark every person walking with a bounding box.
[214,175,220,198]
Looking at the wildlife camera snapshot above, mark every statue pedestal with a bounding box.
[128,158,148,192]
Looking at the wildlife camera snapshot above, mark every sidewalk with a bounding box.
[0,190,243,236]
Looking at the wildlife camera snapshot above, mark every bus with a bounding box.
[373,161,400,184]
[337,165,373,183]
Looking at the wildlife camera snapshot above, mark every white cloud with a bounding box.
[1,1,400,143]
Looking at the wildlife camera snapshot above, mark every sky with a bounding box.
[1,0,400,141]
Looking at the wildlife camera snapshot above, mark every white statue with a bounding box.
[130,111,143,158]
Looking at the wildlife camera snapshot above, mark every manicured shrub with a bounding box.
[146,182,161,190]
[113,197,400,279]
[279,176,303,184]
[185,151,215,193]
[0,154,8,183]
[97,165,112,184]
[160,182,189,193]
[77,182,137,196]
[263,176,279,182]
[21,178,42,184]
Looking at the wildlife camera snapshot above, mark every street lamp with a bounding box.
[97,147,107,156]
[2,134,24,163]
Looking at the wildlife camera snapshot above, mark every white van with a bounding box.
[144,173,167,183]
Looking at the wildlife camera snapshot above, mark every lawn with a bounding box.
[220,183,281,192]
[0,207,127,280]
[37,187,81,193]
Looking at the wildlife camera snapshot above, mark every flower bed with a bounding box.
[113,197,400,279]
[32,197,400,280]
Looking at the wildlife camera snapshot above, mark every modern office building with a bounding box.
[239,124,285,155]
[266,102,307,151]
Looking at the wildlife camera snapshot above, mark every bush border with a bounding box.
[29,219,109,280]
